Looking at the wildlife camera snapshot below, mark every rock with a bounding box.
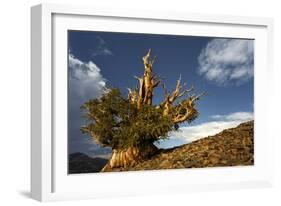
[104,121,254,172]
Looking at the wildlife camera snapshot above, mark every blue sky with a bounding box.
[68,30,254,157]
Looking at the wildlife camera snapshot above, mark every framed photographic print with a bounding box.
[31,3,274,201]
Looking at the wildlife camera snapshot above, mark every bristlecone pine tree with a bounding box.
[81,49,205,171]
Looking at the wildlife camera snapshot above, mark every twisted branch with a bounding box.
[161,75,205,124]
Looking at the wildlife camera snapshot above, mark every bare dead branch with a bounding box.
[134,76,142,81]
[151,55,157,66]
[158,74,204,124]
[191,92,206,102]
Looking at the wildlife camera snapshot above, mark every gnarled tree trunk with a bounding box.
[102,143,158,171]
[98,49,204,171]
[102,50,161,171]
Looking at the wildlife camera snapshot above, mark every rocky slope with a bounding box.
[108,121,254,172]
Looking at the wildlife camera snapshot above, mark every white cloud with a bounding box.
[198,38,254,86]
[156,111,253,149]
[68,54,109,156]
[69,54,107,100]
[211,112,253,122]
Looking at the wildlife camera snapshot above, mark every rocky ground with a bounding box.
[108,121,254,172]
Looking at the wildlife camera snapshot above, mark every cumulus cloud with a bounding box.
[91,36,113,57]
[68,54,110,157]
[156,111,253,149]
[198,38,254,86]
[69,54,107,101]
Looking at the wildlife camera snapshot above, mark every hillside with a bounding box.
[105,120,254,172]
[69,152,108,174]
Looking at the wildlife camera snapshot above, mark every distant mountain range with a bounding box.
[69,152,108,174]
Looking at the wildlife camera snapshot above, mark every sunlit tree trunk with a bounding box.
[102,143,158,171]
[95,49,204,171]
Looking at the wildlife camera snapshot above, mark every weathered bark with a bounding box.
[102,143,158,172]
[128,49,159,109]
[159,75,205,124]
[100,50,162,171]
[100,49,204,171]
[127,88,138,104]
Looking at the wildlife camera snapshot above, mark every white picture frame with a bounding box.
[31,3,274,202]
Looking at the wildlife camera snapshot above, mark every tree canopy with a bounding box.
[81,88,174,149]
[81,49,204,151]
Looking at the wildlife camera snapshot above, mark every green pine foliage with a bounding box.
[81,88,174,149]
